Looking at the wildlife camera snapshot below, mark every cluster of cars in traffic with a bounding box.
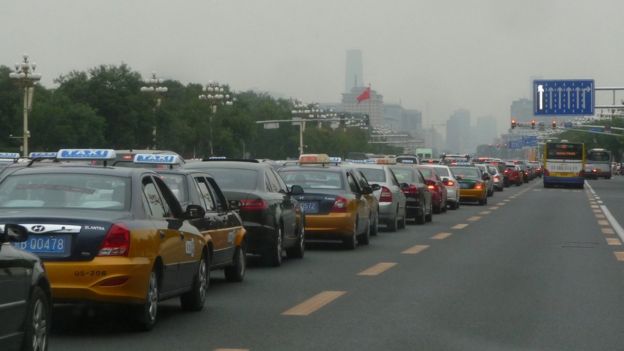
[0,150,541,350]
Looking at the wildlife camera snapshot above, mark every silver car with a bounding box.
[486,164,504,191]
[427,164,460,210]
[475,164,494,196]
[356,164,407,232]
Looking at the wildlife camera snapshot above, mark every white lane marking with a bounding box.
[587,181,596,195]
[598,200,604,204]
[601,205,624,244]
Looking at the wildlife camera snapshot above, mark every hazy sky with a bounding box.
[2,0,624,135]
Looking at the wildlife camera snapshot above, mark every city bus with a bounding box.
[585,148,612,179]
[543,141,585,188]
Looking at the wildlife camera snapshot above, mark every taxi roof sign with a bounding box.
[29,152,58,159]
[299,154,331,164]
[134,153,180,164]
[375,157,396,165]
[57,149,116,160]
[0,152,21,159]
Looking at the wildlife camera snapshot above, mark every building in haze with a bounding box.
[383,104,422,133]
[341,86,383,127]
[510,98,534,123]
[345,50,363,93]
[474,116,498,146]
[445,109,471,153]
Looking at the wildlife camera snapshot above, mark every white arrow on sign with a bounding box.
[537,84,544,110]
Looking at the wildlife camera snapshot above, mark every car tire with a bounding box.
[387,213,398,232]
[22,286,50,351]
[425,202,433,222]
[225,244,247,281]
[398,211,406,229]
[265,226,283,267]
[133,269,159,331]
[180,254,209,311]
[358,219,370,245]
[415,207,426,224]
[343,220,357,250]
[286,226,305,259]
[370,211,379,236]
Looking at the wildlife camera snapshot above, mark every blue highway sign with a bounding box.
[508,140,523,150]
[522,136,538,147]
[533,80,594,116]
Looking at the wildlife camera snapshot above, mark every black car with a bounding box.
[185,160,305,266]
[154,166,248,282]
[0,224,51,351]
[389,165,433,224]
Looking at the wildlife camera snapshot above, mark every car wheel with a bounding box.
[441,201,448,212]
[134,269,159,331]
[286,226,305,259]
[181,254,209,311]
[265,226,283,267]
[22,286,49,351]
[225,244,247,281]
[415,207,426,224]
[358,219,370,245]
[387,213,398,232]
[343,220,357,250]
[425,202,433,222]
[370,211,379,236]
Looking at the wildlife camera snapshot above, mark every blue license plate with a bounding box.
[300,202,319,214]
[13,235,71,257]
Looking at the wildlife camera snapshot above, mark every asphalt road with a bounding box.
[50,177,624,351]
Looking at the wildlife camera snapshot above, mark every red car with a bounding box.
[417,166,448,213]
[504,163,523,186]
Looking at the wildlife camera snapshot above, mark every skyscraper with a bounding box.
[446,109,471,153]
[345,50,363,92]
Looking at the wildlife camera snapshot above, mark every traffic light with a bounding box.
[511,119,517,129]
[552,120,557,129]
[531,119,536,129]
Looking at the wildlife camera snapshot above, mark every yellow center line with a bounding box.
[215,349,249,351]
[614,252,624,261]
[489,206,499,210]
[606,238,622,246]
[431,232,452,240]
[282,291,347,316]
[591,205,599,209]
[479,211,491,215]
[358,262,397,276]
[593,209,602,213]
[467,216,481,222]
[402,244,429,254]
[598,220,610,226]
[452,223,469,229]
[602,227,615,235]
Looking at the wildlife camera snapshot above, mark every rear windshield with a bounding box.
[279,170,344,190]
[546,143,583,160]
[357,168,386,182]
[588,151,610,162]
[391,168,415,183]
[433,167,450,177]
[0,173,130,210]
[451,167,480,180]
[205,168,258,191]
[160,174,188,205]
[418,167,434,178]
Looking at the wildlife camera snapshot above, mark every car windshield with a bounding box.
[391,168,415,183]
[356,168,386,182]
[204,168,258,191]
[279,170,344,190]
[160,174,188,205]
[0,173,130,210]
[451,167,480,180]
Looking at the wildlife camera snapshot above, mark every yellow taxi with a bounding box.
[449,163,489,205]
[278,154,379,249]
[0,149,211,330]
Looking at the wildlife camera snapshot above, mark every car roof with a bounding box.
[185,161,268,170]
[352,164,387,170]
[6,164,144,177]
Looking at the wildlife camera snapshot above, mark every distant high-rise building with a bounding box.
[382,104,422,133]
[475,116,498,146]
[510,98,534,123]
[446,109,471,153]
[345,50,363,93]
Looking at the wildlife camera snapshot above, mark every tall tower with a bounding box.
[345,49,363,92]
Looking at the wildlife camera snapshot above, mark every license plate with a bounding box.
[300,202,319,214]
[459,183,471,189]
[13,234,71,257]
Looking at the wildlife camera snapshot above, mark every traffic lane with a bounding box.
[256,181,624,351]
[48,183,525,350]
[586,177,624,229]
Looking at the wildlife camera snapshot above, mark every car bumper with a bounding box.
[405,198,423,216]
[459,189,486,201]
[304,212,356,238]
[242,221,277,253]
[378,202,396,220]
[46,257,152,304]
[445,188,458,202]
[544,176,585,186]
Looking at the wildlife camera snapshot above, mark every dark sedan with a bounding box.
[389,165,433,224]
[185,160,305,267]
[416,166,448,214]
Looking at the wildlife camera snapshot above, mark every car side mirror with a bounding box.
[289,185,304,196]
[185,204,206,220]
[370,183,381,191]
[228,200,241,211]
[3,224,28,243]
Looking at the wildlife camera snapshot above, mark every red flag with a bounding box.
[356,87,371,103]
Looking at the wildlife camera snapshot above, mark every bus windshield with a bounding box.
[587,150,610,162]
[546,143,583,160]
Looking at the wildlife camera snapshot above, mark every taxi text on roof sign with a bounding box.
[57,149,116,160]
[29,152,58,159]
[134,153,180,164]
[0,152,21,159]
[299,154,330,164]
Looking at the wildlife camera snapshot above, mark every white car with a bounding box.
[425,164,460,210]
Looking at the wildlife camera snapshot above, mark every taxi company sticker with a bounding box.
[227,230,236,244]
[185,239,195,257]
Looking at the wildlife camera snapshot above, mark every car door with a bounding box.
[195,176,230,266]
[387,168,406,215]
[268,169,296,240]
[346,171,368,232]
[141,175,186,294]
[0,244,30,342]
[354,170,377,218]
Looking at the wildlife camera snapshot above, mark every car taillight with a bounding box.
[402,184,419,195]
[380,186,393,203]
[445,180,455,186]
[504,169,510,174]
[98,224,130,257]
[475,183,483,190]
[240,199,268,211]
[331,196,348,212]
[493,175,500,182]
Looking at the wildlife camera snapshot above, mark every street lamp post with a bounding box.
[140,72,168,149]
[199,81,234,156]
[9,54,41,156]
